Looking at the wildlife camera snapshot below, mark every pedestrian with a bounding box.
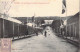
[26,30,28,35]
[35,30,38,36]
[44,31,47,37]
[25,30,28,37]
[36,32,38,36]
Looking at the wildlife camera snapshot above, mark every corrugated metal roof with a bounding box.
[0,14,22,24]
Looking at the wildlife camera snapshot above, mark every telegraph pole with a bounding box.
[2,1,6,38]
[62,0,67,38]
[2,0,15,38]
[65,0,67,39]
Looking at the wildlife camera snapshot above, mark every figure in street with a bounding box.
[44,31,47,37]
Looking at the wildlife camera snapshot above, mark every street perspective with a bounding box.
[0,0,80,52]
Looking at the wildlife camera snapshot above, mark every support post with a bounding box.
[79,0,80,50]
[18,24,19,38]
[13,22,14,39]
[79,11,80,52]
[2,19,5,38]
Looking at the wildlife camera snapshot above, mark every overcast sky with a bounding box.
[0,0,79,17]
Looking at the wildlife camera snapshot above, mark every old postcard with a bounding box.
[0,0,80,52]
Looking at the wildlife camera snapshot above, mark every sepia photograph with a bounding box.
[0,0,80,52]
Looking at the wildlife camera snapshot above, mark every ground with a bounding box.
[12,26,78,52]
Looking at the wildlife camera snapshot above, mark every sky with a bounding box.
[0,0,79,17]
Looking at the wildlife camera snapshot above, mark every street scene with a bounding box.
[0,0,80,52]
[12,26,78,52]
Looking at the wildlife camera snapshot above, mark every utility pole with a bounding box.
[2,1,6,38]
[2,0,15,38]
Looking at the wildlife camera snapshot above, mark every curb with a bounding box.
[56,34,79,47]
[12,34,36,41]
[66,38,79,47]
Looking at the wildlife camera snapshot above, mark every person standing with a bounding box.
[44,31,47,37]
[26,30,28,35]
[36,32,38,36]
